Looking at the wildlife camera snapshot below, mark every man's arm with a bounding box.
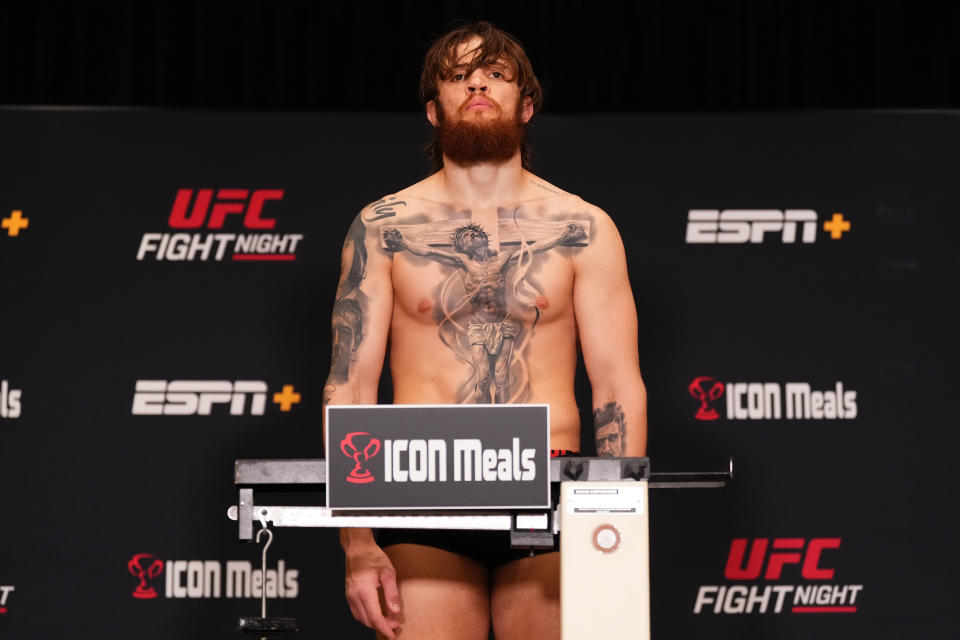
[572,208,647,457]
[382,227,464,268]
[323,209,401,639]
[323,213,392,406]
[502,222,588,272]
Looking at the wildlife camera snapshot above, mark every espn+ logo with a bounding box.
[131,380,300,415]
[685,209,850,244]
[136,188,303,261]
[694,537,863,615]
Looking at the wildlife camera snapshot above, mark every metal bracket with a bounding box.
[509,510,556,549]
[231,456,731,540]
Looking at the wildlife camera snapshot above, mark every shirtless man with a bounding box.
[323,21,646,640]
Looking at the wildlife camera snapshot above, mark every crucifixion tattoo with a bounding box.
[382,216,588,403]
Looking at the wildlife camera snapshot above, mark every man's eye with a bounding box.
[451,73,465,81]
[490,71,504,79]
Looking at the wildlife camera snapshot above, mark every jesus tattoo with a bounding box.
[383,219,587,403]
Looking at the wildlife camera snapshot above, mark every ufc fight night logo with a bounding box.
[686,210,851,244]
[136,188,303,261]
[0,584,14,614]
[694,537,863,614]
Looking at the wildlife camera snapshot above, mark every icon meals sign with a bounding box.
[325,404,550,510]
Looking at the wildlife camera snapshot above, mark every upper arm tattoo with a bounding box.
[340,215,368,296]
[326,197,408,389]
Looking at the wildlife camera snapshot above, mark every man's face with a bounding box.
[595,422,624,457]
[427,36,533,131]
[469,232,489,256]
[330,318,360,380]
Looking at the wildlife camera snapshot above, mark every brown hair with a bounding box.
[420,21,543,172]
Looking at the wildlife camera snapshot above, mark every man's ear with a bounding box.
[521,96,534,124]
[426,100,439,127]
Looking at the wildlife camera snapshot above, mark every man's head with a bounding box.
[452,223,490,258]
[420,21,543,172]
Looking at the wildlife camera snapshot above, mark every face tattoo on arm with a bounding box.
[594,401,626,457]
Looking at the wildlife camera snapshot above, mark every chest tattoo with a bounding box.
[382,210,591,403]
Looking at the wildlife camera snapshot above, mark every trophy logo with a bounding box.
[689,376,725,420]
[341,431,382,484]
[128,553,164,599]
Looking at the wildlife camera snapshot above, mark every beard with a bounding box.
[435,100,526,167]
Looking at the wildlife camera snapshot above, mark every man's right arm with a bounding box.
[323,207,401,639]
[383,226,463,268]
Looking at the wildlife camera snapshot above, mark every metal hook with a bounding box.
[255,525,274,619]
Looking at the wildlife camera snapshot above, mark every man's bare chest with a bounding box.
[381,212,587,325]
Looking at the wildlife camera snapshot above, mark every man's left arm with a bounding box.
[573,208,647,457]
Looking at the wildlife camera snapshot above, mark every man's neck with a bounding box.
[437,153,527,207]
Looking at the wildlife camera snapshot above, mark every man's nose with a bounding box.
[466,70,487,92]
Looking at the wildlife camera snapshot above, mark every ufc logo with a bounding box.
[168,189,284,229]
[686,210,817,244]
[132,380,268,415]
[725,538,841,580]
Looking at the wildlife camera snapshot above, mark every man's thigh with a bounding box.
[490,552,560,640]
[381,543,491,640]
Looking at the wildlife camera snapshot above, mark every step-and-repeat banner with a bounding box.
[1,109,956,638]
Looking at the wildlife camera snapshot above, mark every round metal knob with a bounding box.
[592,524,621,553]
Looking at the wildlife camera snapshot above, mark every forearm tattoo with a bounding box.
[594,402,626,457]
[381,207,591,404]
[329,297,363,383]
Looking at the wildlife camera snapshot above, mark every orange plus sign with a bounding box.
[823,213,850,239]
[2,210,29,236]
[273,385,301,411]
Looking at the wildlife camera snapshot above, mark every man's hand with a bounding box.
[343,542,402,638]
[382,227,406,252]
[562,222,587,244]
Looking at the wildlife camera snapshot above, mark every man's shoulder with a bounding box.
[522,178,622,255]
[356,173,453,220]
[526,181,612,228]
[354,192,434,229]
[523,174,604,212]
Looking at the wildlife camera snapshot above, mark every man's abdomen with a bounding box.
[390,315,581,450]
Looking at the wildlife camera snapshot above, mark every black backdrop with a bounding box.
[2,1,959,111]
[1,108,957,638]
